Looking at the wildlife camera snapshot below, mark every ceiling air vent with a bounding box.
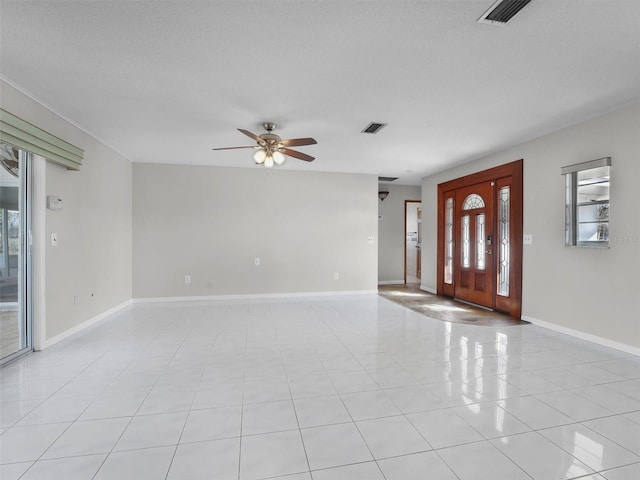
[477,0,532,25]
[378,176,398,182]
[362,122,387,134]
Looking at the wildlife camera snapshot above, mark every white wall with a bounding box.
[421,102,640,349]
[0,80,133,341]
[378,184,421,284]
[132,163,378,298]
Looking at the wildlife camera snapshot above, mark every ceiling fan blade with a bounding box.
[279,137,317,147]
[237,128,265,145]
[212,146,256,151]
[282,148,315,162]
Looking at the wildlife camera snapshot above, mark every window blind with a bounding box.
[0,109,83,170]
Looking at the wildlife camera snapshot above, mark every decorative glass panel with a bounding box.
[498,186,510,297]
[461,215,470,268]
[476,214,485,270]
[444,197,454,284]
[462,193,485,210]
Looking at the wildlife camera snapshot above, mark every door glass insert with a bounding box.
[476,213,485,270]
[444,197,453,284]
[0,142,31,364]
[461,214,470,268]
[498,186,510,296]
[462,193,485,210]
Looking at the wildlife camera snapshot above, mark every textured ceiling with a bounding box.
[1,0,639,185]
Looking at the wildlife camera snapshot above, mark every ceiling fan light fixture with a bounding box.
[264,154,274,168]
[253,149,267,164]
[272,151,286,165]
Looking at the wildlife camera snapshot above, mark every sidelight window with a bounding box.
[497,186,510,296]
[444,197,454,284]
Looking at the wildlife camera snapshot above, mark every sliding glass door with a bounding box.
[0,142,31,364]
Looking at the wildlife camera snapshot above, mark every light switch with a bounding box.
[523,234,533,245]
[51,233,58,246]
[367,236,374,244]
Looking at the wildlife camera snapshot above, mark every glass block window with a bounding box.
[462,193,485,210]
[476,214,485,270]
[497,186,510,297]
[562,157,610,247]
[444,197,454,284]
[461,215,470,268]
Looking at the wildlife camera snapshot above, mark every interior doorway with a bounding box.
[405,200,422,285]
[437,160,523,318]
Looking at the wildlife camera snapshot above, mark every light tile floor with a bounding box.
[1,294,639,480]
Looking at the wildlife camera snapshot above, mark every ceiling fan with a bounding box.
[212,122,317,168]
[0,143,19,177]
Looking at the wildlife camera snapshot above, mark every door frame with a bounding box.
[404,200,421,284]
[436,160,523,318]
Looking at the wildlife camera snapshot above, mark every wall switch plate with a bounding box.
[51,233,58,246]
[523,234,533,245]
[333,272,339,280]
[367,236,374,244]
[184,275,191,284]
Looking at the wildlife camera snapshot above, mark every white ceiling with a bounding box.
[1,1,639,185]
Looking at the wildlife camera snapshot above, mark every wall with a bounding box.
[0,80,133,342]
[421,102,640,349]
[378,184,421,284]
[133,163,378,298]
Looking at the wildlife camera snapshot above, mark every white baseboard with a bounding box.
[522,315,640,356]
[44,300,132,349]
[133,290,378,304]
[378,280,405,286]
[419,285,437,294]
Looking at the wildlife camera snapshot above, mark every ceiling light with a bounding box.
[273,150,286,165]
[253,149,267,164]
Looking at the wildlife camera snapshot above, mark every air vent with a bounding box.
[378,176,398,182]
[478,0,531,25]
[362,122,387,134]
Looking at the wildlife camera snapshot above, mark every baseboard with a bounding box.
[133,289,378,304]
[378,280,405,286]
[420,285,437,294]
[522,315,640,356]
[44,299,132,349]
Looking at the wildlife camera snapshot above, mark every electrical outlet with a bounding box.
[333,272,339,280]
[254,257,261,266]
[185,275,191,284]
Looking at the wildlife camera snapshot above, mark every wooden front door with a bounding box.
[437,160,523,319]
[453,182,495,308]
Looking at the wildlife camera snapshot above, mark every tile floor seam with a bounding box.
[236,322,248,480]
[163,322,207,480]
